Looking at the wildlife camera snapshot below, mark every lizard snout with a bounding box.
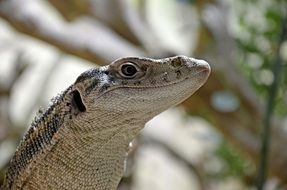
[194,59,211,75]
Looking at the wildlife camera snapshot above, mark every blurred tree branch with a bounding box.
[0,0,145,65]
[0,51,28,140]
[48,0,90,21]
[257,5,287,188]
[0,51,29,184]
[48,0,143,46]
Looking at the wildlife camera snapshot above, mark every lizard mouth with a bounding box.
[97,69,209,98]
[124,70,209,89]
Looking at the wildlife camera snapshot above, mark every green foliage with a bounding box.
[215,141,254,179]
[234,0,287,116]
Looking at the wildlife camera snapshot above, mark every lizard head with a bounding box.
[71,55,210,124]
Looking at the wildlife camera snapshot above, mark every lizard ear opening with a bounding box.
[72,90,86,112]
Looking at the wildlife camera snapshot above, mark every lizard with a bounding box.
[2,55,210,190]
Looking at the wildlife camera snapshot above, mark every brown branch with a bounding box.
[47,0,166,55]
[86,0,165,55]
[47,0,142,46]
[47,0,90,21]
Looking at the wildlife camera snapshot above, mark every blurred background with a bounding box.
[0,0,286,189]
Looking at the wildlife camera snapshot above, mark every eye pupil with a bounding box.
[121,64,138,77]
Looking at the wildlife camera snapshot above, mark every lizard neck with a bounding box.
[4,87,73,189]
[18,111,144,190]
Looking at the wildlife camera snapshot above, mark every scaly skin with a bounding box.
[3,55,210,190]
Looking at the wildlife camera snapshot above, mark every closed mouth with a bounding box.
[97,70,209,98]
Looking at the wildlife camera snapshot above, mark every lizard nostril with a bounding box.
[171,58,182,68]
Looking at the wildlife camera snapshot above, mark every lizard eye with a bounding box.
[119,63,139,78]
